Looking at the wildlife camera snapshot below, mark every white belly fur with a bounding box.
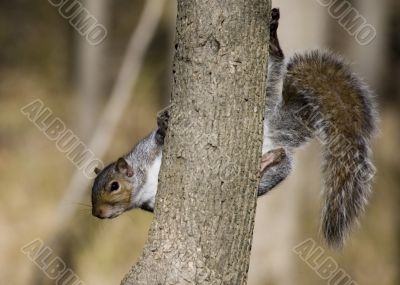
[262,122,275,153]
[135,153,162,208]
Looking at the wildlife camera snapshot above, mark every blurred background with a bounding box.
[1,0,399,284]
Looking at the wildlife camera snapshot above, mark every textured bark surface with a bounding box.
[122,0,270,284]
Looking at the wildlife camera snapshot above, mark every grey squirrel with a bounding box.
[91,8,377,249]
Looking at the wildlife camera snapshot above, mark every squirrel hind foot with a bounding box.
[270,8,280,33]
[260,147,286,173]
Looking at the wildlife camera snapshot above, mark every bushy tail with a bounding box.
[320,133,375,249]
[288,51,378,248]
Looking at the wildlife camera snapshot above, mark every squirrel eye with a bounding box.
[110,181,120,191]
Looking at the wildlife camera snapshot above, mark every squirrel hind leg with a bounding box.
[258,148,292,196]
[269,8,284,59]
[270,8,280,34]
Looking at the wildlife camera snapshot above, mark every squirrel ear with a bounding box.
[94,167,102,175]
[116,157,134,177]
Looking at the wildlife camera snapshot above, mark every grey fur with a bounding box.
[91,8,378,249]
[259,10,377,248]
[91,131,162,212]
[262,49,377,248]
[256,8,377,248]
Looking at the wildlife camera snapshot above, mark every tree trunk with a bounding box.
[122,0,271,284]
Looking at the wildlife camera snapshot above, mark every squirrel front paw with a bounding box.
[155,104,172,144]
[157,104,171,132]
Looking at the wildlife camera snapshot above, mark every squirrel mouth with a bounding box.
[92,208,123,219]
[108,209,126,219]
[108,213,120,219]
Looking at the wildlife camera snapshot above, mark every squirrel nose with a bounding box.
[92,207,108,219]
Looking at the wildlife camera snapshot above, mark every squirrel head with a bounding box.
[91,157,135,219]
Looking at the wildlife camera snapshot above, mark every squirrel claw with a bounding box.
[271,8,280,21]
[157,104,172,132]
[156,104,173,144]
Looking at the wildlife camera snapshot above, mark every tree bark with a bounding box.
[122,0,271,284]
